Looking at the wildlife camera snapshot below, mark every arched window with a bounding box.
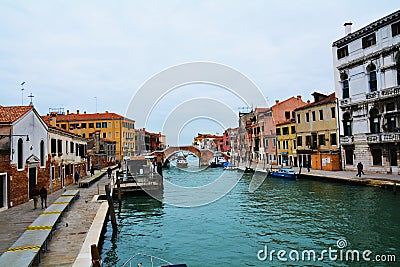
[369,107,380,134]
[343,112,352,136]
[40,140,45,167]
[340,72,350,99]
[17,138,23,170]
[367,63,377,92]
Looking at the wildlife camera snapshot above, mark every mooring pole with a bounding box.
[91,244,101,267]
[105,184,117,232]
[116,176,122,203]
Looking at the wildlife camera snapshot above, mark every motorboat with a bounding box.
[209,154,227,168]
[176,156,188,168]
[223,162,237,170]
[268,167,297,179]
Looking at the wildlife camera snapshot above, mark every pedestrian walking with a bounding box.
[74,170,80,184]
[356,162,364,177]
[118,162,121,170]
[307,161,311,172]
[90,165,95,176]
[39,186,47,209]
[107,166,112,178]
[32,185,40,210]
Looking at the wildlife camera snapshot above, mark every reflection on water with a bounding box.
[101,168,400,267]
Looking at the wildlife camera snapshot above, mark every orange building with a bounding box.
[42,110,135,160]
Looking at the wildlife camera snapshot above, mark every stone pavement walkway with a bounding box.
[236,161,400,183]
[0,170,115,266]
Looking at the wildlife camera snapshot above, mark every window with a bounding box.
[293,140,297,149]
[61,124,67,130]
[330,133,337,146]
[89,123,94,128]
[103,133,107,138]
[297,136,303,146]
[76,144,79,156]
[51,165,55,181]
[362,33,376,49]
[392,21,400,37]
[285,111,290,120]
[297,114,301,123]
[96,122,101,128]
[70,142,74,153]
[272,139,276,147]
[305,136,311,147]
[66,140,68,154]
[264,138,268,147]
[343,113,352,136]
[337,45,349,59]
[81,123,87,129]
[57,139,62,155]
[51,138,57,154]
[367,64,377,92]
[387,116,396,132]
[311,133,317,149]
[319,110,323,120]
[369,108,380,134]
[331,107,336,118]
[312,111,316,121]
[40,140,45,167]
[396,52,400,86]
[282,127,289,135]
[277,141,281,149]
[318,134,326,146]
[291,126,296,134]
[82,133,86,138]
[276,128,281,135]
[341,72,349,99]
[372,149,382,165]
[102,122,107,128]
[17,138,23,169]
[306,113,310,122]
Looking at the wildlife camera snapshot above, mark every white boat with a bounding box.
[209,153,227,168]
[176,156,188,168]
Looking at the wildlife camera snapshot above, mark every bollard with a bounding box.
[91,244,101,267]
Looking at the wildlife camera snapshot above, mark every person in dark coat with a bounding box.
[90,165,95,176]
[356,162,364,177]
[39,186,47,209]
[107,167,112,178]
[74,171,80,184]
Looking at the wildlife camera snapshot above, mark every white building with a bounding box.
[332,10,400,173]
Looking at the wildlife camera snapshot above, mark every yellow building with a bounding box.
[294,92,340,170]
[42,110,135,160]
[276,121,298,167]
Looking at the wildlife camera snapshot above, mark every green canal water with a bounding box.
[101,165,400,266]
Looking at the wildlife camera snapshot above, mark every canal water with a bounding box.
[101,165,400,266]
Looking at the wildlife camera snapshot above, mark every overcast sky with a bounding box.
[0,1,398,145]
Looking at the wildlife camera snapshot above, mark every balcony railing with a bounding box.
[366,86,400,100]
[366,132,400,143]
[340,136,354,145]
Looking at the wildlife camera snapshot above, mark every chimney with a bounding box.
[297,95,302,100]
[275,100,279,104]
[344,22,352,35]
[105,111,108,113]
[307,100,311,104]
[49,112,57,127]
[84,111,86,114]
[66,110,70,115]
[76,110,79,114]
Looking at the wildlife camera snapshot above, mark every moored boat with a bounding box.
[268,167,297,179]
[176,156,188,168]
[223,162,237,170]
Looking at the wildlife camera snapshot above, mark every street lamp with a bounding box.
[0,134,30,141]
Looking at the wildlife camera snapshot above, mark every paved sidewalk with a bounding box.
[236,161,400,183]
[0,170,114,266]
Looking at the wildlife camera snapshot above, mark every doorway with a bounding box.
[28,167,37,199]
[0,173,6,208]
[389,146,398,166]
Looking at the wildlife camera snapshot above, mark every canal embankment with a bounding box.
[237,162,400,191]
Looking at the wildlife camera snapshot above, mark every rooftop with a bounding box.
[41,111,127,123]
[0,106,33,124]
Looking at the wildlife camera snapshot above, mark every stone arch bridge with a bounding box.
[152,146,216,166]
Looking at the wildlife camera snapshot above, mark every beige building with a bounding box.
[295,92,340,170]
[42,110,135,160]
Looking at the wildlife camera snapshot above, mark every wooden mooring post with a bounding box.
[91,244,101,267]
[105,184,118,232]
[116,176,122,203]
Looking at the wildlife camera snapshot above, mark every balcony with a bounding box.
[340,136,354,145]
[366,132,400,143]
[366,85,400,101]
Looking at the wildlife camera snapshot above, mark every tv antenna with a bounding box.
[20,82,25,105]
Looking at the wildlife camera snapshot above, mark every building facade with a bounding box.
[276,121,298,167]
[42,110,135,160]
[0,106,48,208]
[332,10,400,173]
[295,92,340,170]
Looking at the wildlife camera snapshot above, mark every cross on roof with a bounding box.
[28,93,34,106]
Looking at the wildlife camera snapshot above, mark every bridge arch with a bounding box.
[152,146,215,166]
